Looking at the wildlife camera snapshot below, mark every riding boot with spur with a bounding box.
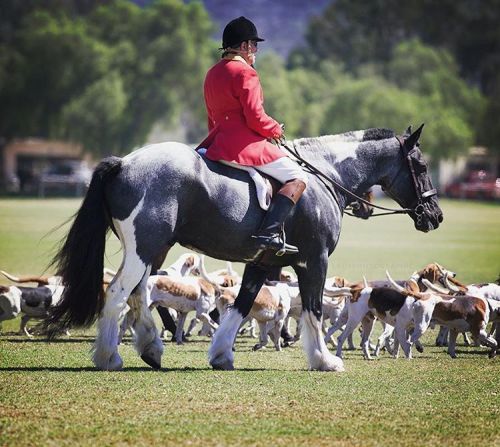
[252,179,306,255]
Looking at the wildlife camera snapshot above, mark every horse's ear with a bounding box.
[404,126,412,136]
[405,123,424,149]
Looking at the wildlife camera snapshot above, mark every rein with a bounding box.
[277,137,434,219]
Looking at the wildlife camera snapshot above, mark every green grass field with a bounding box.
[1,198,499,446]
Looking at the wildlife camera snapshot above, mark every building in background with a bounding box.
[0,139,92,196]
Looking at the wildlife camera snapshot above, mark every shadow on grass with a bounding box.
[452,349,495,356]
[0,365,276,372]
[0,337,94,343]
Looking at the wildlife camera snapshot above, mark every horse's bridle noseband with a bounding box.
[278,136,437,219]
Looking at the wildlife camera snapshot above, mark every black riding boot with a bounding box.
[252,179,306,256]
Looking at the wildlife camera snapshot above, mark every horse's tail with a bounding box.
[43,156,123,338]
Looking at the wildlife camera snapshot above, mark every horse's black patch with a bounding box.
[362,128,395,141]
[19,286,53,308]
[368,288,406,316]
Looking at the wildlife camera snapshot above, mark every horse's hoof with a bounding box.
[93,350,123,371]
[252,344,264,351]
[312,353,345,372]
[210,356,234,371]
[488,350,496,359]
[141,353,161,370]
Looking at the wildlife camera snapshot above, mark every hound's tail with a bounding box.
[43,157,123,338]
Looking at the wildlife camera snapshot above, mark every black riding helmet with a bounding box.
[222,16,264,49]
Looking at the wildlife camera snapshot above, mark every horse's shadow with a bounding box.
[0,336,94,344]
[0,365,275,372]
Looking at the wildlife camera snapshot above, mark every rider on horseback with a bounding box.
[197,16,307,255]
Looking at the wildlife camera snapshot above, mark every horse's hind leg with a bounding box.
[295,253,344,372]
[93,257,148,371]
[129,267,164,369]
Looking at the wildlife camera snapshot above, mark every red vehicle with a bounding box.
[445,170,500,200]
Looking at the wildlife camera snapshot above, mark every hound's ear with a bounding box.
[424,266,436,284]
[405,123,424,149]
[407,279,420,294]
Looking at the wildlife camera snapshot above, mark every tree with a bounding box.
[0,0,217,156]
[303,0,500,153]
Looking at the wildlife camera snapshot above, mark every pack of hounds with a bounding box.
[1,254,499,360]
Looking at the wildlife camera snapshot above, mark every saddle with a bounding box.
[197,148,280,210]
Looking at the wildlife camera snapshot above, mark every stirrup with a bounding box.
[252,231,299,256]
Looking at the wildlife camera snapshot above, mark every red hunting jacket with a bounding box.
[197,56,285,166]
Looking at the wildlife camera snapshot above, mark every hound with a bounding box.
[217,282,294,351]
[144,275,219,345]
[432,276,500,350]
[1,270,62,286]
[117,253,202,343]
[156,253,201,277]
[0,284,66,336]
[334,276,443,360]
[185,258,242,337]
[393,276,498,358]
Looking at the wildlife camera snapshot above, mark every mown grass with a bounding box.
[0,198,499,446]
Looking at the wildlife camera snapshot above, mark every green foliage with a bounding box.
[0,0,216,155]
[60,72,127,154]
[1,0,495,159]
[302,0,499,153]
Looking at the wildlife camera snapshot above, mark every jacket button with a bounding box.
[225,116,229,120]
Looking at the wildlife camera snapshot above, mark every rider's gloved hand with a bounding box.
[271,123,286,146]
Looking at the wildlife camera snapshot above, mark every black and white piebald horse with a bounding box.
[45,125,442,371]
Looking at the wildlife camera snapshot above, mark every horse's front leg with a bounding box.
[295,254,345,372]
[208,263,269,370]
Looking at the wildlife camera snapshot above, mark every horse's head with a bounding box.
[382,124,443,232]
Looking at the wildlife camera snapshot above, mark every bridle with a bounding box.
[277,136,437,221]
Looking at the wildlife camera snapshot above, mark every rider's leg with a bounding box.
[252,157,307,255]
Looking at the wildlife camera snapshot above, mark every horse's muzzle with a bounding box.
[413,201,443,232]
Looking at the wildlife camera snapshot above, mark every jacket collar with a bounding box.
[223,54,249,65]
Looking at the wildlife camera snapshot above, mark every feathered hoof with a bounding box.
[210,354,235,371]
[93,351,123,371]
[311,353,345,372]
[141,353,161,370]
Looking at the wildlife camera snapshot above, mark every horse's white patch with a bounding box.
[328,129,365,143]
[93,195,150,370]
[325,140,360,163]
[315,206,321,220]
[112,195,147,280]
[301,310,345,372]
[208,307,243,367]
[49,285,65,305]
[123,141,192,163]
[297,261,307,269]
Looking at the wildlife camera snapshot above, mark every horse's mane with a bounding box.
[293,128,395,150]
